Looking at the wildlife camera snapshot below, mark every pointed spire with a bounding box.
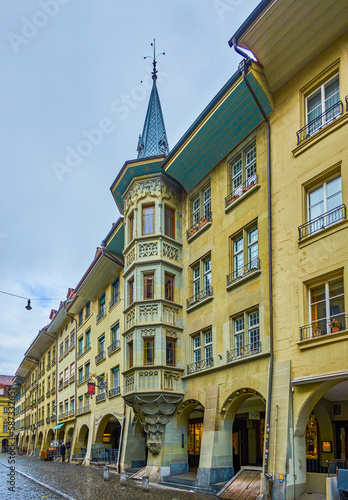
[137,40,169,158]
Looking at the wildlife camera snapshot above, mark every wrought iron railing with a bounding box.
[46,417,50,424]
[187,285,213,308]
[108,386,120,398]
[306,458,327,474]
[51,358,56,366]
[63,348,69,356]
[107,340,120,355]
[225,174,258,208]
[76,405,90,415]
[95,351,106,363]
[63,379,69,387]
[46,363,51,371]
[96,392,106,402]
[96,307,106,322]
[298,204,346,240]
[227,341,262,363]
[51,388,56,395]
[85,342,91,351]
[187,356,214,375]
[226,258,260,286]
[300,313,348,341]
[69,375,75,384]
[296,101,343,145]
[187,212,212,240]
[109,293,120,309]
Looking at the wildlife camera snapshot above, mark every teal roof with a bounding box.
[163,67,272,192]
[110,157,165,214]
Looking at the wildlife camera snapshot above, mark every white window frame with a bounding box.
[230,144,257,196]
[306,74,340,134]
[309,276,344,335]
[307,176,342,232]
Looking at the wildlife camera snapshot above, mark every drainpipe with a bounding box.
[232,37,274,480]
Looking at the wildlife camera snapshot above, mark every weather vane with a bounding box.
[144,39,165,80]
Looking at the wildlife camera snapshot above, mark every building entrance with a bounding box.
[188,418,203,468]
[232,408,265,473]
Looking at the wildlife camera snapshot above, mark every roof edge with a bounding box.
[228,0,274,47]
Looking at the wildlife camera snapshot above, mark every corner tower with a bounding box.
[110,42,184,480]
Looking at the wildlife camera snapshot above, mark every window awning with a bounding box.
[53,423,65,430]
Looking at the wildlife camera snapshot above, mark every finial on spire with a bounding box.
[144,39,165,80]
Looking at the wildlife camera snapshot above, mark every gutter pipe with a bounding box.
[232,37,274,479]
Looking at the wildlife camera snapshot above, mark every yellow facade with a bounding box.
[12,2,348,498]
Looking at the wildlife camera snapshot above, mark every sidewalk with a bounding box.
[0,454,213,500]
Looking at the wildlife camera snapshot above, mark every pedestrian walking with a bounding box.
[66,439,71,463]
[60,442,66,463]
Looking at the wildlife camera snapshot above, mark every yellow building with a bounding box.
[12,1,348,497]
[0,375,14,452]
[231,0,348,497]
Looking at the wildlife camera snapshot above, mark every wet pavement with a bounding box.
[0,453,214,500]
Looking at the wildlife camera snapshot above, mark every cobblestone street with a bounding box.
[0,454,214,500]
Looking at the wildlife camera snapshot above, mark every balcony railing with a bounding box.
[187,285,213,309]
[107,340,120,356]
[46,417,50,424]
[77,405,90,415]
[96,307,106,323]
[85,342,91,351]
[69,409,75,416]
[63,348,69,357]
[63,379,69,387]
[300,313,348,341]
[78,374,89,385]
[225,174,258,208]
[69,375,75,384]
[108,386,120,398]
[38,419,44,426]
[227,341,262,363]
[296,101,343,145]
[51,358,56,366]
[46,391,50,398]
[51,388,56,395]
[187,212,212,240]
[95,351,106,363]
[227,258,260,286]
[298,204,346,240]
[96,392,106,402]
[109,293,120,309]
[46,363,51,371]
[187,356,214,375]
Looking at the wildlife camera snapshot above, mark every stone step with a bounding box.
[162,474,196,486]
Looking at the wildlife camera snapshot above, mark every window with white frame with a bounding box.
[193,335,201,364]
[233,309,260,357]
[230,144,257,196]
[306,74,340,136]
[192,185,212,226]
[307,176,342,234]
[112,367,120,389]
[189,255,212,306]
[308,276,344,335]
[189,329,213,373]
[231,225,259,280]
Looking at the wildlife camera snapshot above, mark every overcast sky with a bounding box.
[0,0,260,375]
